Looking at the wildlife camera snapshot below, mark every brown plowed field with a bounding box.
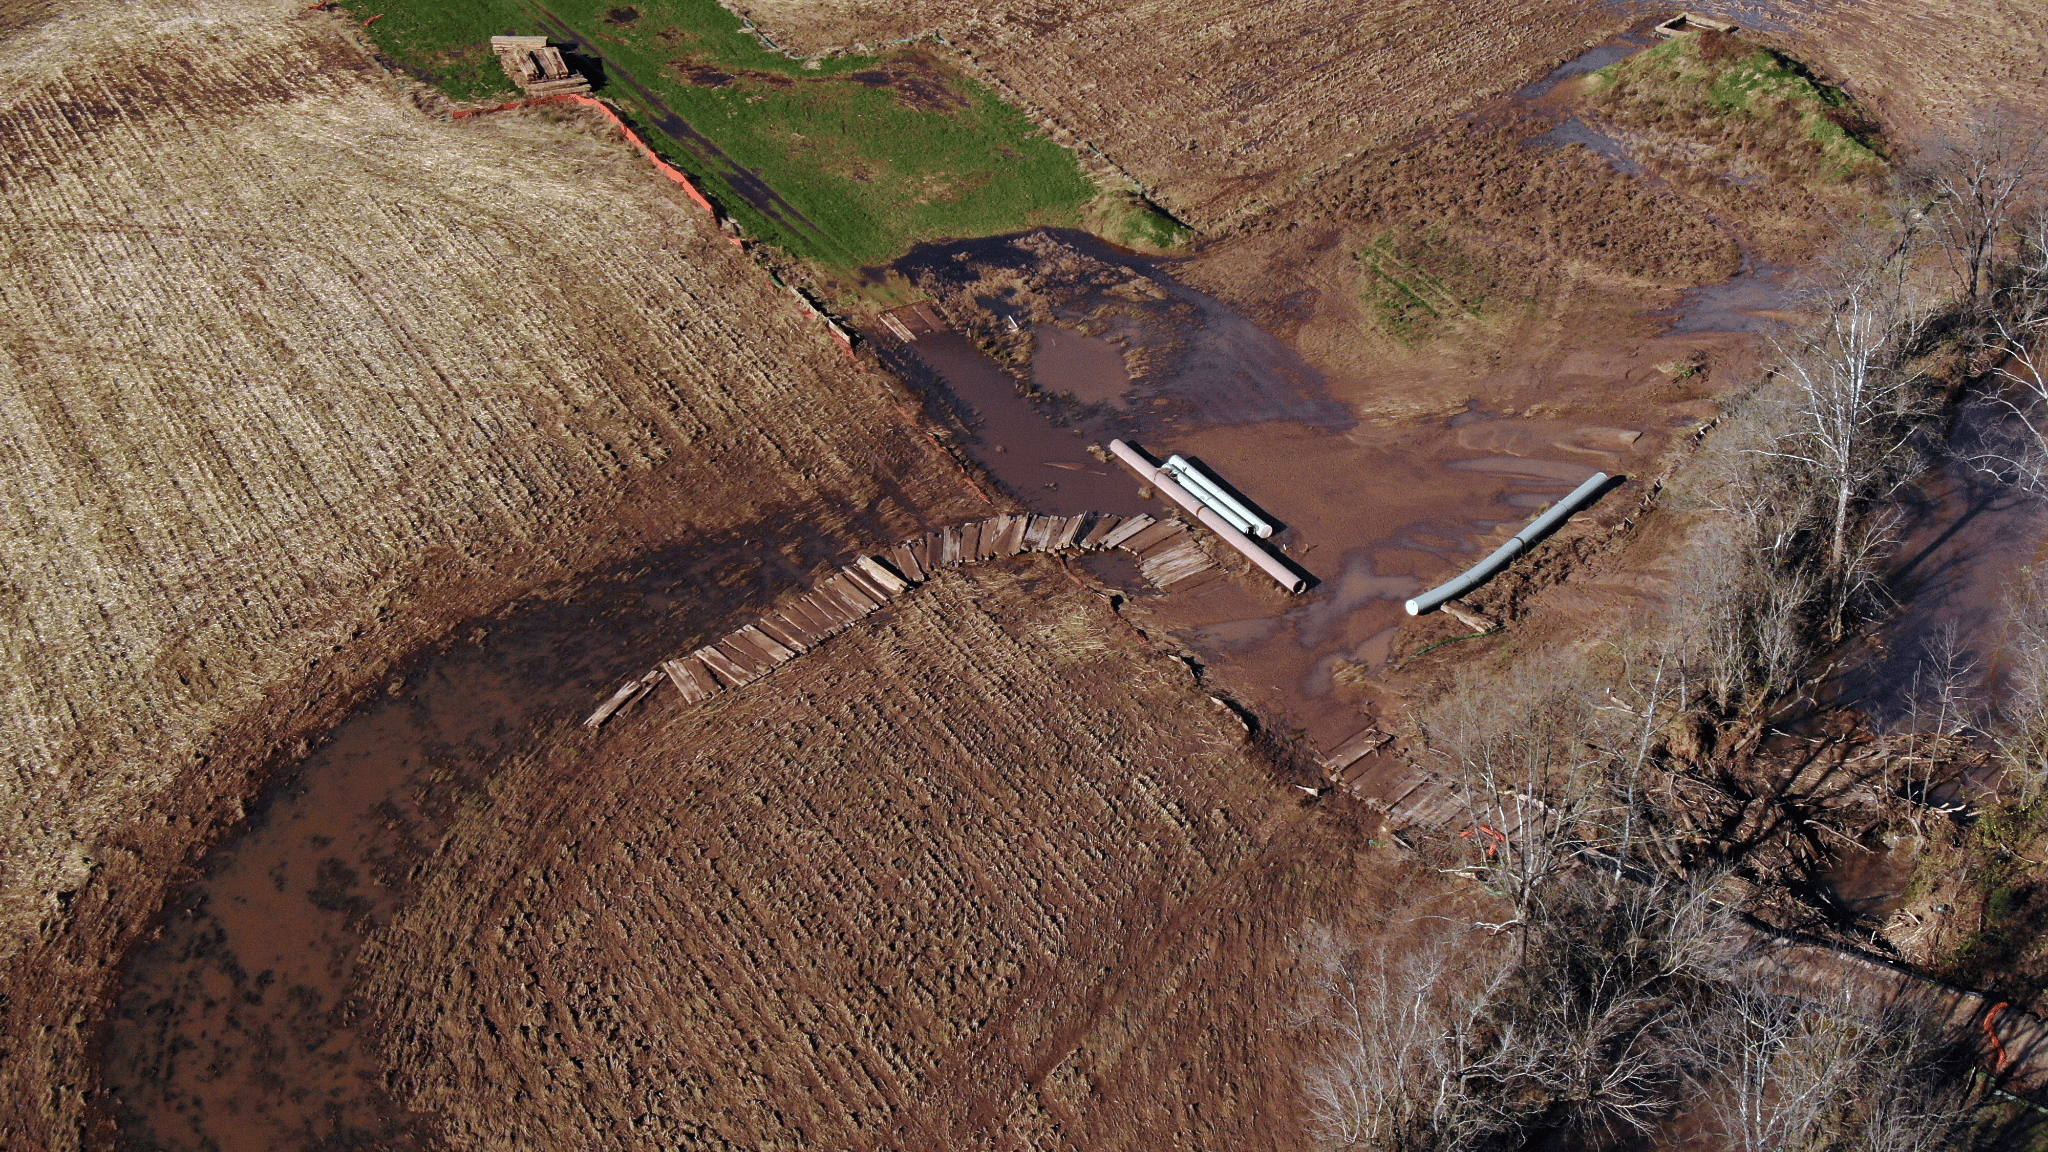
[0,3,979,1146]
[734,0,1623,228]
[357,563,1393,1151]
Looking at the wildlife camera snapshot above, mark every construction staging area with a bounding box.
[6,0,2048,1149]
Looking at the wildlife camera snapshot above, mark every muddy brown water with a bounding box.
[99,541,836,1151]
[1833,394,2048,727]
[886,238,1631,745]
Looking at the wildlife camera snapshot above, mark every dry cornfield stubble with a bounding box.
[1783,0,2048,140]
[731,0,1621,229]
[0,1,979,1144]
[359,564,1382,1152]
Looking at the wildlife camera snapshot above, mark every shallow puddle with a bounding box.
[1523,117,1645,175]
[897,329,1143,516]
[1514,32,1656,100]
[1032,325,1130,406]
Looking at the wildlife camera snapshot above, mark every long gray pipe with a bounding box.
[1109,440,1306,593]
[1405,472,1610,616]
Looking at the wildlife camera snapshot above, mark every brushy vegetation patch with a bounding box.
[1354,228,1525,346]
[336,0,1095,268]
[1592,30,1882,183]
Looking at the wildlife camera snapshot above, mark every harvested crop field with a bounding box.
[732,0,1626,227]
[356,562,1388,1150]
[0,2,980,1146]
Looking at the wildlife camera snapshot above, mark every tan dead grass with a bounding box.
[358,562,1396,1150]
[1775,0,2048,143]
[0,2,978,1146]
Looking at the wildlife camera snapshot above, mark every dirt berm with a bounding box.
[0,2,979,1146]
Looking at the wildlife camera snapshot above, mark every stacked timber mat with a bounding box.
[583,510,1223,728]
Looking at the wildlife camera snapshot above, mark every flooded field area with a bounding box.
[99,546,829,1151]
[878,226,1778,746]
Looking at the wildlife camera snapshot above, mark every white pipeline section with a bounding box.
[1405,472,1611,616]
[1108,440,1305,593]
[1161,456,1274,537]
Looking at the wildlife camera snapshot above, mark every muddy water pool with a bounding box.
[887,237,1638,745]
[99,547,820,1151]
[1832,395,2048,727]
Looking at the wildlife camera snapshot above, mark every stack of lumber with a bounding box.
[583,509,1227,727]
[491,35,591,96]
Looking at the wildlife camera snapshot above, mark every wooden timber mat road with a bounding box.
[583,510,1219,729]
[1337,755,2048,1100]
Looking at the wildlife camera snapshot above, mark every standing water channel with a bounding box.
[100,543,832,1150]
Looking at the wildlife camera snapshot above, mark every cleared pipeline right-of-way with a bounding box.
[1405,471,1611,616]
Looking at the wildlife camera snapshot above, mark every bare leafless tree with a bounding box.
[1914,106,2047,307]
[1686,979,1981,1152]
[1765,239,1928,628]
[1300,929,1533,1152]
[1994,562,2048,798]
[1423,668,1619,926]
[1301,873,1745,1151]
[1972,215,2048,490]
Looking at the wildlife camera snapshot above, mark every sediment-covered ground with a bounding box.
[0,2,979,1145]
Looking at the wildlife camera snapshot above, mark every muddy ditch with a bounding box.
[97,526,898,1152]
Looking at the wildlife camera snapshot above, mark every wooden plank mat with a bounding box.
[1078,515,1125,550]
[890,543,926,582]
[841,565,895,605]
[1140,540,1215,588]
[1319,727,1393,776]
[755,613,812,652]
[1053,513,1092,551]
[692,644,753,688]
[821,575,880,615]
[1118,519,1186,556]
[662,657,719,704]
[714,637,770,680]
[998,514,1030,556]
[735,624,795,664]
[1098,514,1157,550]
[857,556,910,594]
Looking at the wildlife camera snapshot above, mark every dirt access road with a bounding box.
[0,2,983,1147]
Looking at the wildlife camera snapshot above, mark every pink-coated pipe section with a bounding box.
[1108,440,1305,594]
